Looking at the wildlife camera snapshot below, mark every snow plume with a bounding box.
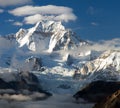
[0,0,32,7]
[9,5,77,24]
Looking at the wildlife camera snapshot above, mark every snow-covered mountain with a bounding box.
[16,20,87,52]
[74,50,120,81]
[1,20,120,94]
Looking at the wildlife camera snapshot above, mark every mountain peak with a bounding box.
[15,20,87,52]
[34,20,65,33]
[78,50,120,77]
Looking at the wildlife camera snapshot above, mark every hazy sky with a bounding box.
[0,0,120,41]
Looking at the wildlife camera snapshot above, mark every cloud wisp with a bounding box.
[91,22,99,26]
[0,0,32,7]
[13,22,23,26]
[0,9,3,13]
[6,19,14,22]
[9,5,77,24]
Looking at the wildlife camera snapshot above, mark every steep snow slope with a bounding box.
[16,20,87,52]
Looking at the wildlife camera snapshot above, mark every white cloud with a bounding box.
[24,14,44,24]
[6,19,23,27]
[69,38,120,58]
[9,5,74,16]
[24,13,76,24]
[13,22,23,26]
[77,38,120,52]
[0,9,4,13]
[0,0,32,7]
[9,5,77,24]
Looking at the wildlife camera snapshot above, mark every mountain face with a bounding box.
[0,21,88,68]
[74,50,120,81]
[1,20,120,95]
[16,20,87,52]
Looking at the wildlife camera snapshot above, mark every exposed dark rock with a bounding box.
[66,54,73,65]
[25,57,42,71]
[93,90,120,108]
[0,71,52,100]
[0,78,18,90]
[73,80,120,103]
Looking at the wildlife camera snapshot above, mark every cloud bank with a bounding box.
[0,94,93,108]
[9,5,77,24]
[75,38,120,52]
[0,0,32,6]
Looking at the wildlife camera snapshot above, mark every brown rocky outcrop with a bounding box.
[73,81,120,103]
[93,90,120,108]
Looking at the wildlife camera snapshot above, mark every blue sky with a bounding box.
[0,0,120,41]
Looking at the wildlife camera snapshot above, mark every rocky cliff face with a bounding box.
[73,81,120,103]
[94,90,120,108]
